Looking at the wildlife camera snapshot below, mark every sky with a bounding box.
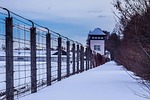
[0,0,116,45]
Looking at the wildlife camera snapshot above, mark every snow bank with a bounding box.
[20,61,148,100]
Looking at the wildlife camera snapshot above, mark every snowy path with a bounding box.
[20,61,148,100]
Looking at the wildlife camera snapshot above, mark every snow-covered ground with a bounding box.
[20,61,148,100]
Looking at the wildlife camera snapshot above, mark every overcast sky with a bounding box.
[1,0,116,45]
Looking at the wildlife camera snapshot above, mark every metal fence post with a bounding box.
[58,37,62,81]
[6,17,14,100]
[30,27,37,93]
[72,43,75,74]
[66,40,70,77]
[46,33,51,86]
[76,44,79,73]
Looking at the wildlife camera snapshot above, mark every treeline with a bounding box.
[106,0,150,80]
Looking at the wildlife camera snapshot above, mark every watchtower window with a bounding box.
[94,45,101,51]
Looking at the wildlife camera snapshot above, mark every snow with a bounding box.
[20,61,148,100]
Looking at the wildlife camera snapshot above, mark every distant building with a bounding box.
[0,49,69,62]
[87,28,106,55]
[1,44,5,50]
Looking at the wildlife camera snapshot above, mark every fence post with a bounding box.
[81,46,84,72]
[46,33,51,86]
[66,40,70,77]
[87,47,90,70]
[76,44,79,73]
[6,17,14,100]
[80,45,84,72]
[90,50,93,69]
[30,27,37,93]
[80,45,82,72]
[86,47,88,71]
[58,37,62,81]
[72,43,75,74]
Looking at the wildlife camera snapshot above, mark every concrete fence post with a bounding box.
[66,41,70,77]
[80,46,82,72]
[30,27,37,93]
[90,50,93,69]
[76,44,79,73]
[81,46,84,72]
[80,46,84,72]
[87,47,90,70]
[86,47,88,71]
[6,17,14,100]
[58,37,62,81]
[72,43,75,74]
[46,33,51,86]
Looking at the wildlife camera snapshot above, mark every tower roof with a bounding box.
[89,28,106,35]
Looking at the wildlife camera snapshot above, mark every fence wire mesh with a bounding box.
[51,33,59,82]
[12,14,32,99]
[0,11,6,100]
[36,27,47,91]
[0,7,103,100]
[61,37,67,78]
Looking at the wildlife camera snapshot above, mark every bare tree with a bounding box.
[113,0,150,98]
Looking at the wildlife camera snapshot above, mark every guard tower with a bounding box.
[87,28,106,55]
